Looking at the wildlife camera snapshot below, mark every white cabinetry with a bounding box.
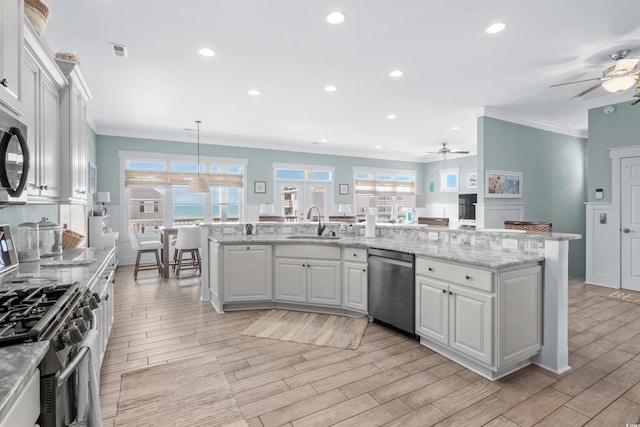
[88,248,116,372]
[0,368,39,427]
[22,24,66,200]
[342,247,367,312]
[0,0,23,114]
[223,245,272,302]
[275,245,341,306]
[56,59,91,202]
[416,256,542,380]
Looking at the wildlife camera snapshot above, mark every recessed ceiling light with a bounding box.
[198,47,215,57]
[312,139,328,145]
[326,11,346,24]
[248,89,260,96]
[320,139,328,143]
[324,85,337,92]
[389,70,404,78]
[387,114,397,119]
[375,145,382,149]
[451,126,460,130]
[485,22,506,34]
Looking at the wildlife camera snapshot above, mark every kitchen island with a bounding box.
[199,222,580,378]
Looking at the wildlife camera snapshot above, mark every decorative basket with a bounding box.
[62,229,84,249]
[55,50,80,64]
[24,0,50,35]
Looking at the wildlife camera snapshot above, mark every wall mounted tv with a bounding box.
[458,193,477,220]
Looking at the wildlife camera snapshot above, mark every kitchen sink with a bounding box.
[285,235,341,240]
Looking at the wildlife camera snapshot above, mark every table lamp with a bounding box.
[96,191,110,215]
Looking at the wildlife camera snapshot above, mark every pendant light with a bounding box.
[187,120,210,193]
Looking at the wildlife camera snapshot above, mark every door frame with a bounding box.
[610,145,640,287]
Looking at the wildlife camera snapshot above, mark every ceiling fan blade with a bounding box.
[450,149,470,154]
[571,83,603,99]
[613,58,640,73]
[550,77,601,88]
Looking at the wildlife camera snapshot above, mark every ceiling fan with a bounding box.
[550,49,640,99]
[423,142,470,157]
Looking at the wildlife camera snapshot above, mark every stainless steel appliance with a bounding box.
[367,248,416,337]
[0,224,19,274]
[0,110,29,205]
[0,278,101,426]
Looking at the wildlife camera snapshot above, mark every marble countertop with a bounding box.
[210,235,545,269]
[0,246,115,421]
[0,342,49,422]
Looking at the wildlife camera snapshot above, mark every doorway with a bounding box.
[621,156,640,290]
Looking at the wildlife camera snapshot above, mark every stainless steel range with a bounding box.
[0,278,101,427]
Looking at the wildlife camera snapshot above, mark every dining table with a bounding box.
[158,226,178,278]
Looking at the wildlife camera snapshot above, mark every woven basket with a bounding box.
[504,221,552,232]
[24,0,49,35]
[62,229,84,249]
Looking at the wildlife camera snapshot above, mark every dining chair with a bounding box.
[504,220,552,232]
[128,227,163,280]
[172,226,202,277]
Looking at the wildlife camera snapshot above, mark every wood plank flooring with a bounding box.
[100,269,640,426]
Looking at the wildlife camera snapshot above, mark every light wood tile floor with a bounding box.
[100,268,640,426]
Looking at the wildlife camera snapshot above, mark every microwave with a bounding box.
[0,111,29,206]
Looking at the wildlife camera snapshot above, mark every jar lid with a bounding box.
[38,217,62,230]
[18,222,39,228]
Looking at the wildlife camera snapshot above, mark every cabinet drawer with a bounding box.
[416,257,493,292]
[343,247,367,263]
[275,245,340,260]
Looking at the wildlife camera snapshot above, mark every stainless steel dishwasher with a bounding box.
[367,248,416,337]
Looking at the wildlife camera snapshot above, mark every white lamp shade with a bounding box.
[187,176,210,193]
[259,203,275,215]
[97,192,110,203]
[338,203,351,214]
[602,75,637,93]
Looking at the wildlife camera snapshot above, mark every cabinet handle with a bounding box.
[465,275,470,280]
[449,291,453,295]
[428,267,433,271]
[442,289,446,293]
[0,79,7,87]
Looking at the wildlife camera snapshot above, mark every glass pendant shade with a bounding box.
[602,75,637,93]
[188,120,210,193]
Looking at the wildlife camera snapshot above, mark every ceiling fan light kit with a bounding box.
[601,75,637,93]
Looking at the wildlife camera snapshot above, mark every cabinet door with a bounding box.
[275,257,307,302]
[70,83,87,198]
[449,285,493,365]
[40,73,60,198]
[22,50,39,195]
[343,261,367,311]
[416,276,448,344]
[307,259,341,306]
[0,0,23,113]
[224,246,273,302]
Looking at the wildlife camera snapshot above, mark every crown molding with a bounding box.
[477,107,588,139]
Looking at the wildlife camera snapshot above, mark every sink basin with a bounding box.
[285,235,341,240]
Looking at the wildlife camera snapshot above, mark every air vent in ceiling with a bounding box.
[110,43,128,58]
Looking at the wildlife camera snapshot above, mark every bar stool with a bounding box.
[128,227,163,280]
[172,226,202,277]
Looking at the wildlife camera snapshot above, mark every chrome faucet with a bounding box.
[306,205,326,236]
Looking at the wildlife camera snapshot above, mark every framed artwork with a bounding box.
[89,162,97,194]
[485,170,522,198]
[254,180,266,193]
[467,172,478,188]
[339,183,349,195]
[440,167,459,193]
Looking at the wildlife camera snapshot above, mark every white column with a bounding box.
[532,239,571,374]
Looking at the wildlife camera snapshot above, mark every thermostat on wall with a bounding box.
[603,105,616,115]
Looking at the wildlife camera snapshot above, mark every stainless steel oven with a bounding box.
[0,110,29,205]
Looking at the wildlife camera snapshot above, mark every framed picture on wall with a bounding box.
[485,170,522,198]
[89,162,97,194]
[254,181,266,193]
[467,173,478,188]
[339,183,349,195]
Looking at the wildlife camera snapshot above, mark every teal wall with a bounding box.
[478,117,587,277]
[95,135,426,207]
[423,156,478,204]
[587,101,640,203]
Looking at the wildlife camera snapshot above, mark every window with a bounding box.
[273,163,334,221]
[353,167,416,221]
[120,151,246,233]
[440,167,459,193]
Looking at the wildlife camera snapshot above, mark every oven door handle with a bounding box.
[56,309,98,387]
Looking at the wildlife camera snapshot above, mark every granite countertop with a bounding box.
[0,342,49,422]
[209,235,545,269]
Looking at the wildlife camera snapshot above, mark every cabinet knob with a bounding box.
[353,253,357,256]
[449,291,453,295]
[362,269,366,272]
[246,246,250,250]
[302,264,306,267]
[442,289,446,293]
[465,275,470,280]
[0,79,7,87]
[428,267,433,271]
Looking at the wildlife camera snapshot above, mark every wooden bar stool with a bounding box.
[128,227,163,280]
